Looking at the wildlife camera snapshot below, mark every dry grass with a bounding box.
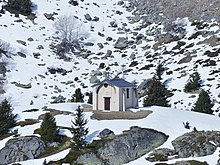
[91,110,152,120]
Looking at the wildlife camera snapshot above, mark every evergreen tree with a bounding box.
[5,0,32,16]
[72,88,84,102]
[0,99,17,136]
[184,72,201,92]
[39,113,58,142]
[192,90,213,114]
[71,106,88,150]
[87,92,93,104]
[143,78,171,107]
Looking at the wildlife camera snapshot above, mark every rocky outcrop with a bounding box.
[76,126,168,165]
[172,131,220,158]
[0,136,45,164]
[125,0,220,24]
[147,130,220,163]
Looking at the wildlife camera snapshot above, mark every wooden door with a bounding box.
[104,97,110,110]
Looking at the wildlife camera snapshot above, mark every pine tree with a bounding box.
[71,106,88,150]
[72,88,84,102]
[143,78,171,107]
[5,0,32,16]
[39,113,58,142]
[192,90,213,114]
[0,99,17,136]
[184,72,201,92]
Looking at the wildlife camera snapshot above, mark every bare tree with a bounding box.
[54,15,88,43]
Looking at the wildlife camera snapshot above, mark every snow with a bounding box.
[0,0,220,164]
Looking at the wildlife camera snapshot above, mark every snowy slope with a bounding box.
[2,104,220,164]
[0,0,220,164]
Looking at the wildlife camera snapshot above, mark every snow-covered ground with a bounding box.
[2,103,219,164]
[0,0,220,164]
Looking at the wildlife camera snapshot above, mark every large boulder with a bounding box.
[172,131,220,158]
[0,136,45,164]
[76,126,168,165]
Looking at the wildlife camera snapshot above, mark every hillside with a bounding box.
[0,0,220,164]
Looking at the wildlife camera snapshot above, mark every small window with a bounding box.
[126,88,129,98]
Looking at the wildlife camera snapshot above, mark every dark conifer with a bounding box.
[72,88,84,102]
[5,0,32,16]
[192,90,213,114]
[71,106,88,150]
[143,78,171,107]
[39,113,58,142]
[0,99,17,136]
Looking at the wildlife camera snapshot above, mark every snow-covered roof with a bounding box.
[92,78,136,88]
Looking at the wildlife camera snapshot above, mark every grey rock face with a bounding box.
[0,136,45,164]
[76,126,168,165]
[85,13,92,21]
[114,37,128,49]
[98,128,115,138]
[172,131,220,158]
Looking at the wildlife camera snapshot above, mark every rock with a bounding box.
[51,95,66,103]
[16,40,26,46]
[84,13,92,21]
[0,62,7,77]
[106,37,113,41]
[85,42,94,46]
[89,75,100,84]
[27,37,34,42]
[92,16,99,22]
[17,52,26,58]
[172,131,220,158]
[114,37,128,49]
[0,136,45,164]
[44,13,57,20]
[110,21,117,28]
[12,82,32,89]
[33,52,41,59]
[98,128,115,138]
[76,126,168,165]
[105,50,112,57]
[97,43,104,49]
[69,0,79,6]
[37,45,44,50]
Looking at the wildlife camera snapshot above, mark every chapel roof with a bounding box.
[92,78,136,88]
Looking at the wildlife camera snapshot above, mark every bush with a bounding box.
[192,90,213,114]
[39,113,58,143]
[5,0,32,16]
[0,99,17,136]
[184,72,201,92]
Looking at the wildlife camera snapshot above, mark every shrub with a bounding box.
[192,90,213,114]
[5,0,32,16]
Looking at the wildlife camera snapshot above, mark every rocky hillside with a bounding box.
[0,0,219,112]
